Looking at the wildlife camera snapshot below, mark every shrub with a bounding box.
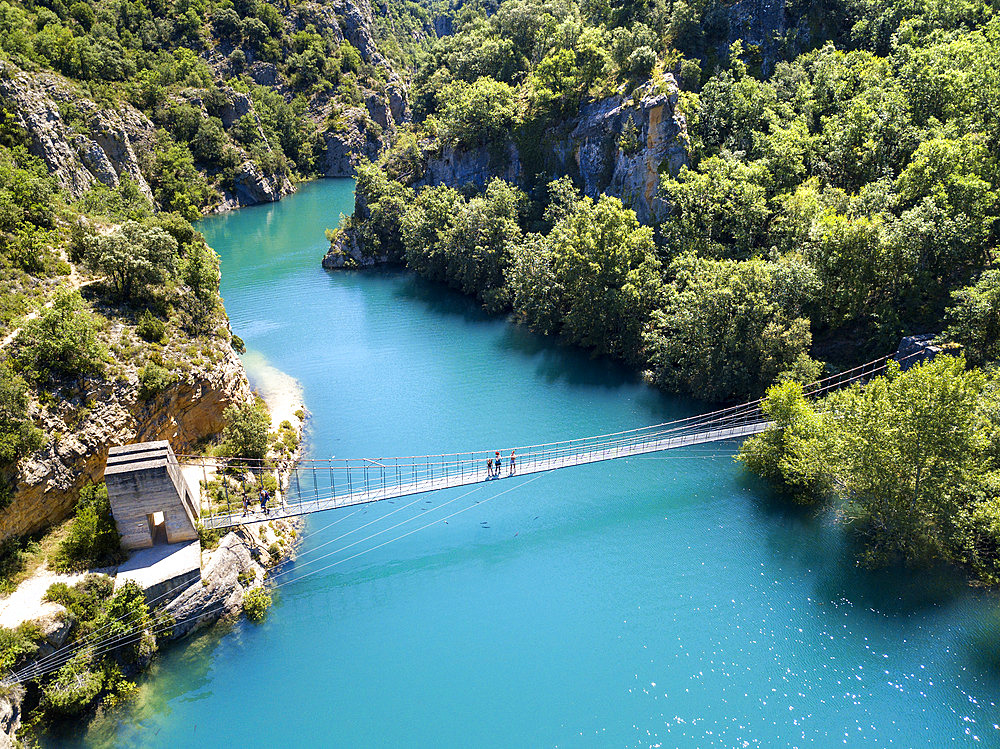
[0,361,43,467]
[53,484,124,572]
[136,310,167,343]
[222,401,270,461]
[0,622,41,672]
[13,290,106,382]
[41,653,104,716]
[84,220,179,300]
[242,586,271,622]
[138,361,177,399]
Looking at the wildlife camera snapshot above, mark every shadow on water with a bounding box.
[390,271,493,324]
[738,470,969,617]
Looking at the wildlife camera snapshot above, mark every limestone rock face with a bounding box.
[420,77,689,225]
[321,108,385,176]
[0,687,23,749]
[0,346,251,541]
[162,533,254,639]
[162,518,298,640]
[0,64,155,201]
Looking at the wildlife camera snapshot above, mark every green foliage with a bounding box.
[825,356,995,565]
[738,381,832,503]
[41,653,104,716]
[53,483,124,572]
[402,179,525,312]
[0,621,41,672]
[242,585,271,622]
[646,255,819,401]
[439,77,519,148]
[85,220,179,299]
[222,400,270,461]
[136,310,167,344]
[0,535,39,594]
[138,361,177,399]
[97,580,154,656]
[944,269,1000,367]
[13,290,106,383]
[0,361,43,466]
[742,356,1000,570]
[545,194,662,363]
[44,574,115,632]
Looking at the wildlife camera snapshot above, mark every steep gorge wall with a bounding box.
[420,77,689,224]
[0,347,251,541]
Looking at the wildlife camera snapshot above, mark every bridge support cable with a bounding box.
[183,351,920,531]
[2,472,549,688]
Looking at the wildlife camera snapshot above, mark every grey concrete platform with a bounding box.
[115,541,202,602]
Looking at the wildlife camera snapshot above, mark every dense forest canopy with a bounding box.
[333,0,1000,571]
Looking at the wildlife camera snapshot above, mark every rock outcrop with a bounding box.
[0,64,155,201]
[0,687,23,749]
[0,345,251,541]
[419,77,689,225]
[163,519,298,640]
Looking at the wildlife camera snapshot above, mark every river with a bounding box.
[50,179,1000,747]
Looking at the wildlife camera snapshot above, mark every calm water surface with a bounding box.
[50,180,1000,747]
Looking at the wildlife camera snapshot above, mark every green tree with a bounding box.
[14,290,106,382]
[439,77,519,148]
[738,381,832,503]
[54,483,124,571]
[646,255,818,401]
[85,220,179,300]
[548,195,662,363]
[944,269,1000,366]
[825,356,993,565]
[223,400,270,461]
[0,362,43,466]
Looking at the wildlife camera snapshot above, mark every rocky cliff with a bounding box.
[0,344,251,542]
[0,64,294,211]
[424,77,688,225]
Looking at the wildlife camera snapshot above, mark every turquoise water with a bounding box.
[53,179,1000,746]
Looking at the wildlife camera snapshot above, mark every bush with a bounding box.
[84,220,179,300]
[0,361,43,466]
[41,653,104,716]
[222,401,271,461]
[0,622,41,672]
[138,361,177,399]
[53,483,124,572]
[13,290,106,383]
[136,310,167,343]
[242,586,271,622]
[44,574,114,633]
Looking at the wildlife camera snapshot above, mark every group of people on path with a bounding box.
[486,450,516,479]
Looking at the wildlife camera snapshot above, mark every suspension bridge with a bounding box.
[0,350,928,689]
[191,354,905,530]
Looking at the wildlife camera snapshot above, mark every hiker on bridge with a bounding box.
[494,451,502,477]
[260,488,270,515]
[487,457,494,478]
[509,450,516,475]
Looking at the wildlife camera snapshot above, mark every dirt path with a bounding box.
[0,566,89,629]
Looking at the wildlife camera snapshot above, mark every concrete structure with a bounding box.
[115,541,202,602]
[105,441,200,550]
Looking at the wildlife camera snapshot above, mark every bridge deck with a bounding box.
[201,421,771,530]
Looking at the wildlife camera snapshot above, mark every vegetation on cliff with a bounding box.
[739,357,1000,575]
[339,0,998,401]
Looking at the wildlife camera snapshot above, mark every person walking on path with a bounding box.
[260,488,269,515]
[242,491,250,517]
[509,450,516,475]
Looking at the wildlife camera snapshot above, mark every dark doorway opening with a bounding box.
[147,511,167,545]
